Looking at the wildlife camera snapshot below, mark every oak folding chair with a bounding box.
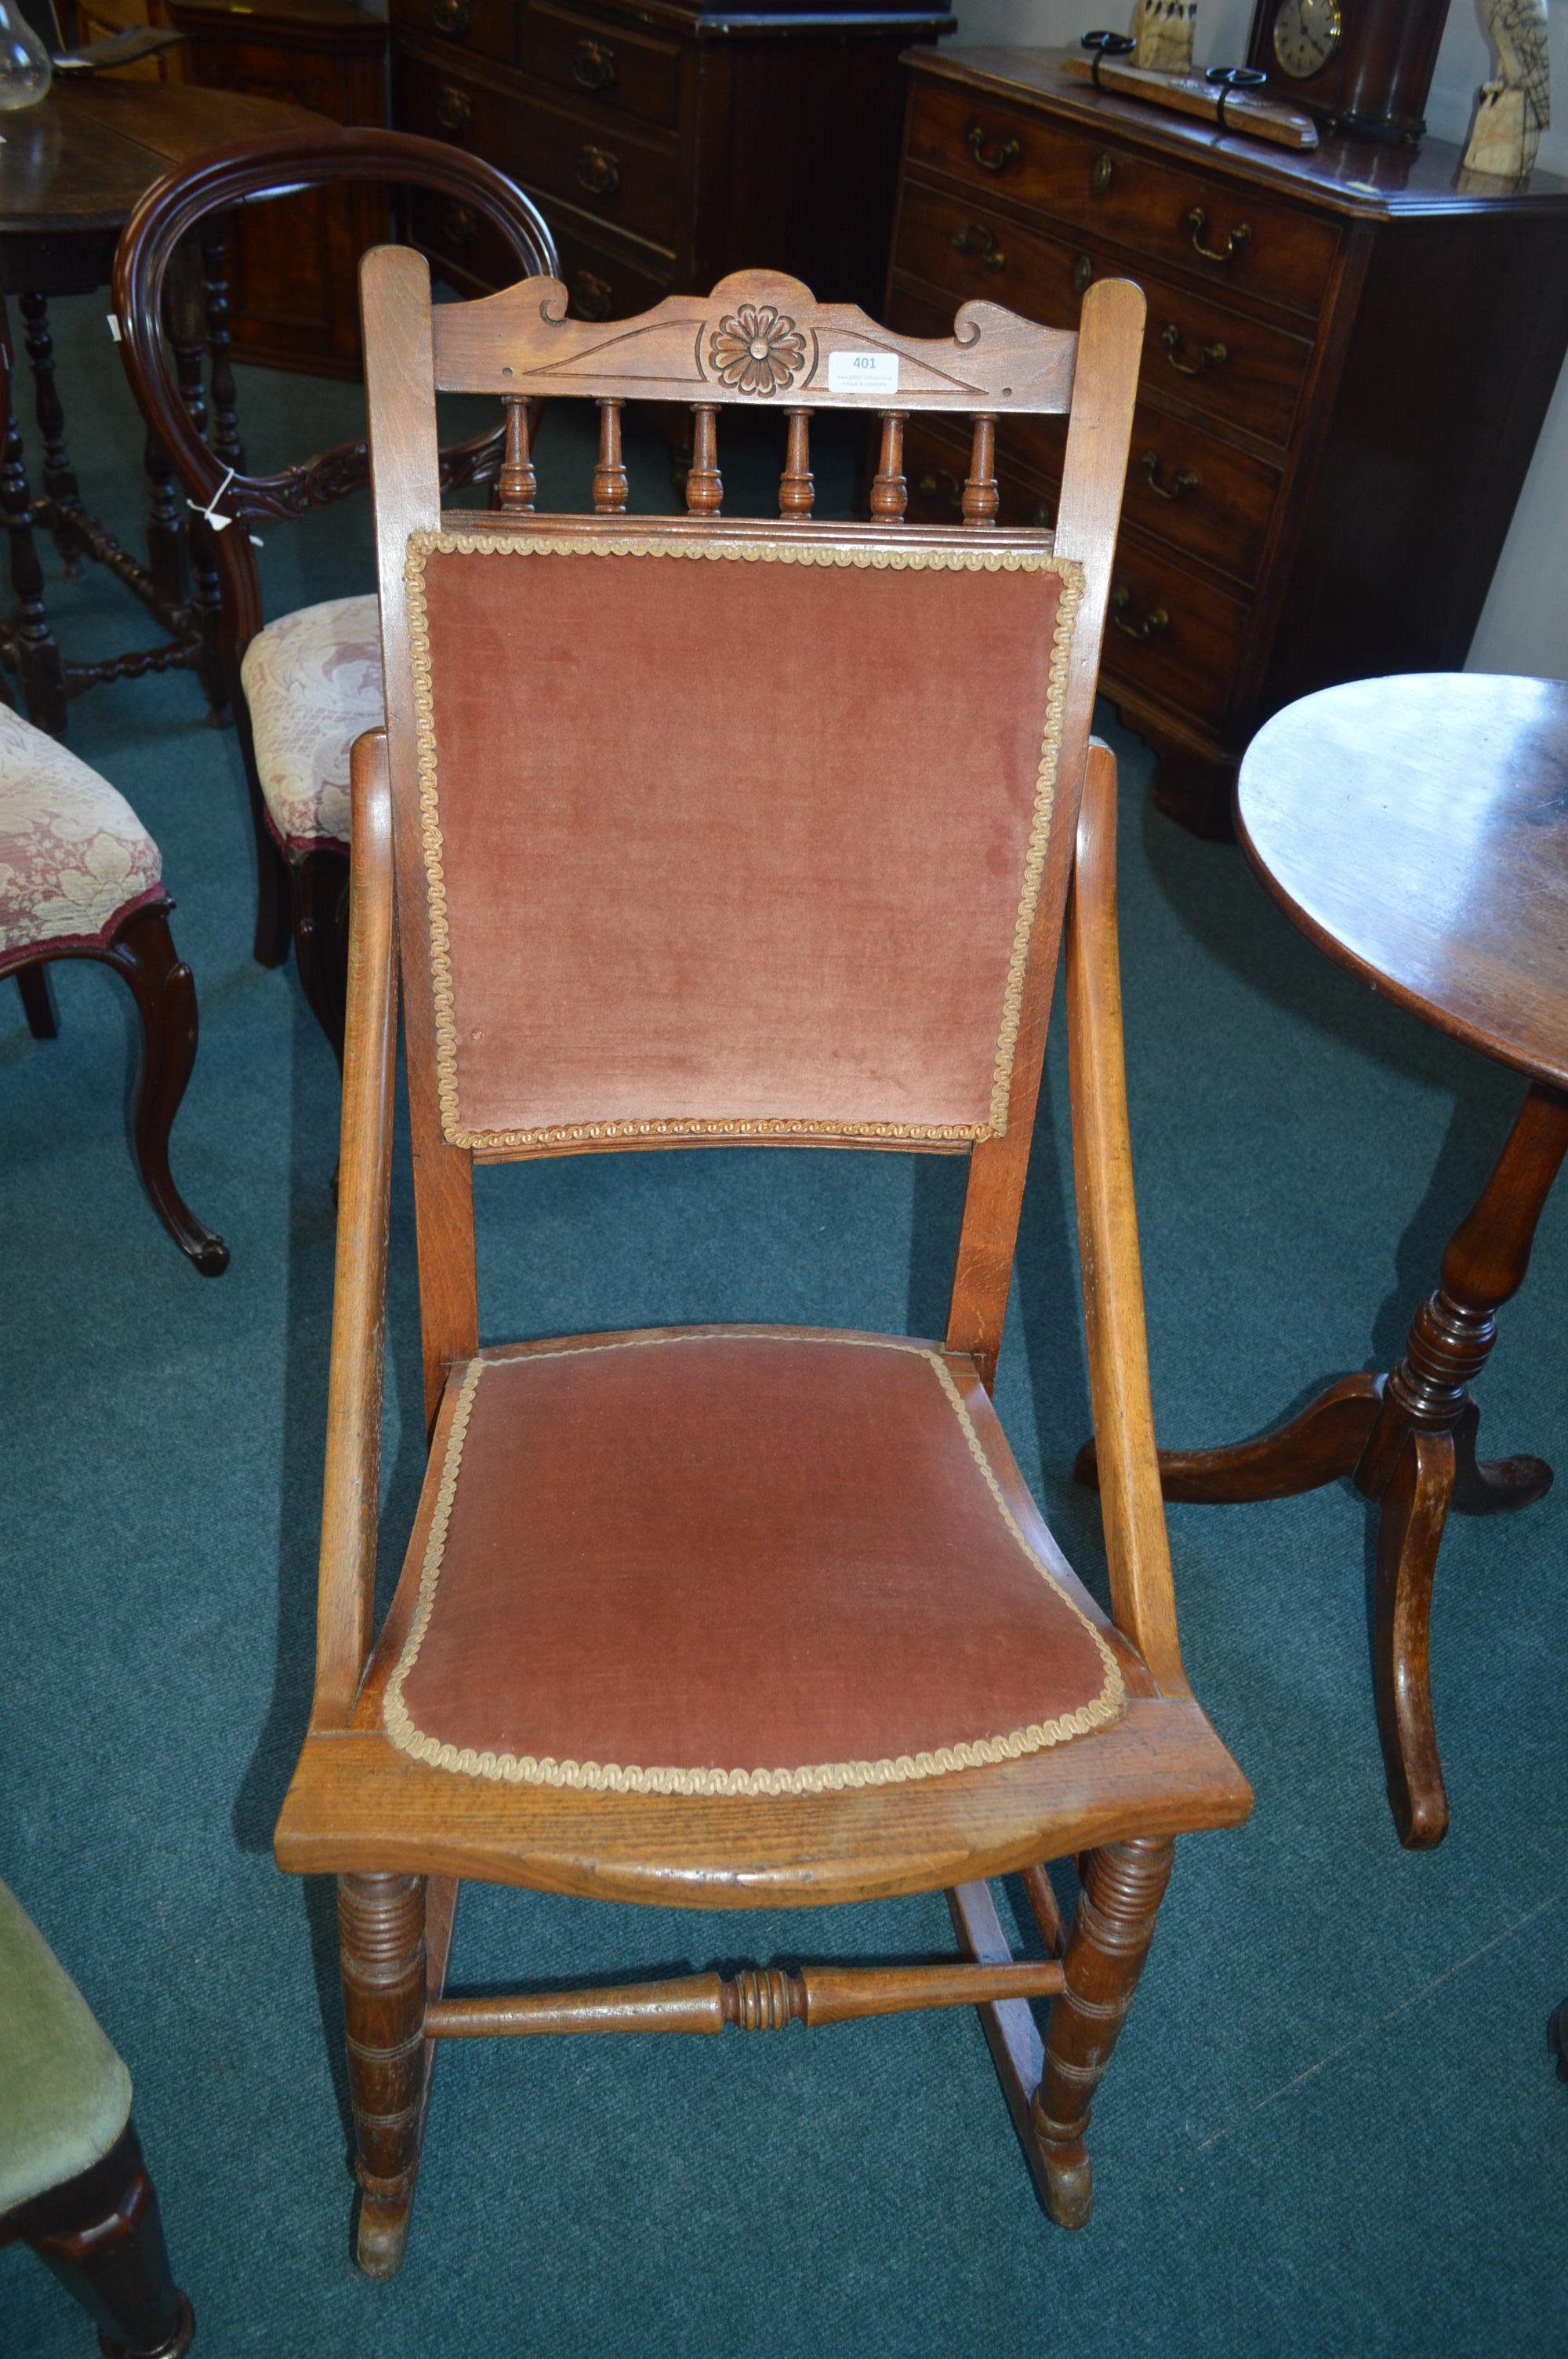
[273,251,1251,2277]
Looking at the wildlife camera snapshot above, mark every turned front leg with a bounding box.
[339,1872,428,2279]
[1032,1837,1174,2229]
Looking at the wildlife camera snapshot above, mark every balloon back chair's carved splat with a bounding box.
[111,129,559,1049]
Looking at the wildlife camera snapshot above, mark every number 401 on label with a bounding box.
[826,351,900,394]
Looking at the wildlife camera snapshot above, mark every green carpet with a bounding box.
[2,293,1565,2357]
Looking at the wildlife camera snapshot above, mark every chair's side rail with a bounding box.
[947,277,1146,1385]
[310,731,399,1726]
[363,244,481,1430]
[1065,742,1187,1692]
[431,269,1076,413]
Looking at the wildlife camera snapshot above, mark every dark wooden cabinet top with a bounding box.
[913,45,1568,221]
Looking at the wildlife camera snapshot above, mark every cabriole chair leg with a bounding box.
[94,902,228,1276]
[292,847,350,1070]
[1031,1836,1174,2229]
[16,958,56,1037]
[338,1872,429,2280]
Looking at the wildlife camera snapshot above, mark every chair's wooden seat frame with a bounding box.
[274,256,1250,2277]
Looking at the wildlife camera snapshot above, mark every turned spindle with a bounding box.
[963,414,999,528]
[498,396,535,514]
[779,408,814,520]
[686,405,722,516]
[869,410,907,524]
[593,398,628,514]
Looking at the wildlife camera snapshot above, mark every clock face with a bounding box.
[1271,0,1342,80]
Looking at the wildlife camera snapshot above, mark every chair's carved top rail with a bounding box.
[430,268,1080,415]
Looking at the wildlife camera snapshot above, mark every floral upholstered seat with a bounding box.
[2,705,227,1273]
[239,592,383,853]
[0,704,162,972]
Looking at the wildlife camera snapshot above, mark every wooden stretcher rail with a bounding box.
[425,1957,1065,2037]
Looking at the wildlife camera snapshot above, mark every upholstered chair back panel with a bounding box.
[407,531,1083,1153]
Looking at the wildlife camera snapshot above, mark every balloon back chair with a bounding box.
[273,250,1251,2278]
[111,129,557,1063]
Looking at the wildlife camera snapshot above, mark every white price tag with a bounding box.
[826,349,899,395]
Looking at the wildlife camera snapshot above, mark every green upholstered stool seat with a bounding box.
[0,1877,132,2216]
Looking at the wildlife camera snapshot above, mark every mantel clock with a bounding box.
[1246,0,1453,144]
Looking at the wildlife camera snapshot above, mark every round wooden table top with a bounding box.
[1236,672,1568,1093]
[0,77,324,291]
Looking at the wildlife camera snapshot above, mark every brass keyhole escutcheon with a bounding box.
[1091,151,1114,196]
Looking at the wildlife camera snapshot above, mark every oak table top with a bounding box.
[0,78,322,293]
[1236,673,1568,1093]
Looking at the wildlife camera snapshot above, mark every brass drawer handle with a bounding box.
[576,144,620,198]
[441,200,477,249]
[434,82,472,133]
[965,121,1021,173]
[916,467,965,517]
[1184,205,1251,264]
[1073,253,1094,297]
[1111,587,1171,642]
[572,36,615,92]
[1140,449,1198,501]
[431,0,470,35]
[950,221,1006,272]
[1091,151,1113,196]
[1161,322,1228,377]
[572,269,614,320]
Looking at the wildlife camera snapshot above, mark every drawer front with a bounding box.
[521,1,682,130]
[907,79,1338,320]
[396,46,679,252]
[892,184,1312,449]
[548,205,673,320]
[1100,539,1246,726]
[889,273,1279,582]
[413,182,671,316]
[392,0,514,69]
[904,417,1246,727]
[906,438,1057,531]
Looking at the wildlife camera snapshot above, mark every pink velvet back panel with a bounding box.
[405,529,1083,1152]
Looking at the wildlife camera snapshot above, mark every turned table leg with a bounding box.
[0,296,67,736]
[1076,1081,1568,1847]
[1350,1082,1568,1843]
[19,292,86,578]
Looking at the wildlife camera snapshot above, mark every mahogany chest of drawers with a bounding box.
[390,0,955,329]
[887,46,1568,834]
